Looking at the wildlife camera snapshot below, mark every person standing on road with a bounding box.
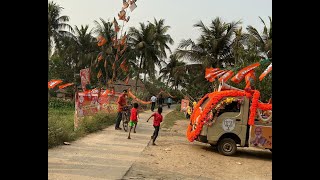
[128,103,139,139]
[147,107,163,145]
[167,97,172,108]
[158,94,164,107]
[114,90,128,130]
[150,95,157,112]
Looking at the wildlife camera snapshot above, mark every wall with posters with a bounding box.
[75,91,120,117]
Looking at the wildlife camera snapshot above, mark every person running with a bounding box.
[128,103,139,139]
[147,107,163,145]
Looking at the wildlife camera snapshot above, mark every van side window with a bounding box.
[200,97,210,109]
[218,101,240,116]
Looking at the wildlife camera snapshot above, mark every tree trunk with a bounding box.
[104,59,109,89]
[135,56,143,92]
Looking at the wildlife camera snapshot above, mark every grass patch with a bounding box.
[161,110,186,129]
[48,107,117,149]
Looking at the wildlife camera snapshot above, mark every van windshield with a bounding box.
[200,97,211,109]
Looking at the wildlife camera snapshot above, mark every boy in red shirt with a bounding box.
[128,103,139,139]
[147,107,163,145]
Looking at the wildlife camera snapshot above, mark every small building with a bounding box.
[56,89,67,99]
[112,78,145,93]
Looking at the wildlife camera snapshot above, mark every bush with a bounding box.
[48,108,76,148]
[81,112,117,133]
[48,98,74,109]
[175,104,181,111]
[48,107,117,149]
[161,110,186,129]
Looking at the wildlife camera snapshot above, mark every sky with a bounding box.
[51,0,272,52]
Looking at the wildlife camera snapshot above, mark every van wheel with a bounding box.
[218,138,237,156]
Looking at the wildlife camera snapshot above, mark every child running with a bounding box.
[128,103,139,139]
[147,107,163,145]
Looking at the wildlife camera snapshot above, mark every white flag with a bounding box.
[129,2,137,12]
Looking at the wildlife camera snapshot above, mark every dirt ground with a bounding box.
[123,119,272,180]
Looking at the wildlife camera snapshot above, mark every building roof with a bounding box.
[112,78,145,93]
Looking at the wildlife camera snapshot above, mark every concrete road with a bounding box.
[48,105,176,180]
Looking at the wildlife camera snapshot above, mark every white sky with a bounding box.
[51,0,272,52]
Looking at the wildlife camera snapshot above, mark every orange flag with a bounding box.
[97,70,102,78]
[59,83,74,89]
[205,70,225,82]
[120,33,127,46]
[120,59,129,72]
[98,52,103,61]
[259,63,272,81]
[122,0,129,9]
[125,76,130,84]
[231,59,269,83]
[218,70,234,82]
[113,17,120,32]
[231,62,260,83]
[97,36,107,46]
[211,70,227,79]
[101,89,111,97]
[120,44,128,55]
[48,80,62,89]
[118,10,126,20]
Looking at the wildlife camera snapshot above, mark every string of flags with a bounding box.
[95,0,139,84]
[48,79,74,89]
[205,58,272,88]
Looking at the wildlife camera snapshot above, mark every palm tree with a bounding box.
[230,27,249,67]
[128,22,160,91]
[50,36,77,84]
[159,54,185,86]
[149,18,174,59]
[176,17,241,68]
[246,16,272,58]
[74,25,97,69]
[93,18,117,86]
[48,1,74,55]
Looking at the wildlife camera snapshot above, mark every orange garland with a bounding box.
[258,102,272,110]
[187,90,248,142]
[128,90,152,104]
[248,90,260,125]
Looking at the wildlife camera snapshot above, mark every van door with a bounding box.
[207,97,247,144]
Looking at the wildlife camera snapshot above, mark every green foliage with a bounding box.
[81,112,117,133]
[48,105,117,148]
[175,104,181,111]
[48,108,77,148]
[48,98,74,109]
[161,110,186,129]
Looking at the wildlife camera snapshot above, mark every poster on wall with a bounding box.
[76,91,120,117]
[249,125,272,149]
[80,68,90,91]
[180,99,189,112]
